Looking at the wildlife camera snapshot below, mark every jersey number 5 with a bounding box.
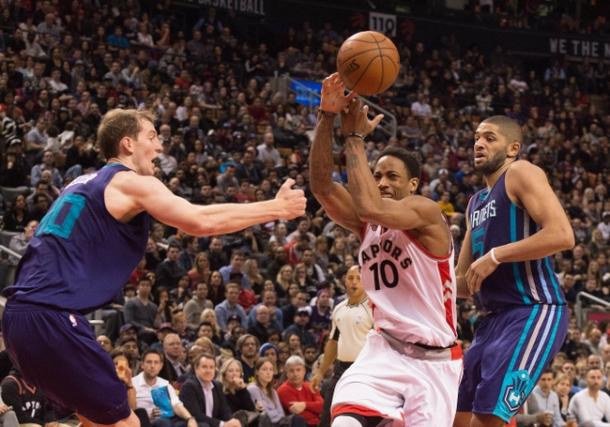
[36,194,86,239]
[370,260,398,290]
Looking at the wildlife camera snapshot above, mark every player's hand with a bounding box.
[0,404,11,415]
[341,98,384,137]
[320,73,357,114]
[465,251,499,294]
[151,407,160,420]
[310,373,323,392]
[274,178,306,220]
[187,417,198,427]
[289,401,306,414]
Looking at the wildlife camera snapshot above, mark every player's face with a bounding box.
[373,156,418,200]
[473,122,510,176]
[133,119,162,176]
[345,266,364,300]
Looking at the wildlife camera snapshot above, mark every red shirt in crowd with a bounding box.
[277,380,324,426]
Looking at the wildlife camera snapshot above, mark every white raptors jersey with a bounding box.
[358,224,457,347]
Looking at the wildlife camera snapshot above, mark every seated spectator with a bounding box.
[169,275,192,307]
[554,373,573,423]
[248,305,275,344]
[184,282,214,330]
[97,335,114,353]
[282,308,316,348]
[220,250,250,289]
[208,271,226,306]
[219,358,258,416]
[156,244,187,289]
[258,344,280,381]
[2,195,31,232]
[247,290,284,332]
[8,220,38,259]
[132,349,201,427]
[247,358,306,427]
[179,353,243,427]
[236,334,260,383]
[199,308,224,344]
[517,369,562,426]
[277,356,323,427]
[569,368,610,425]
[215,283,248,331]
[187,253,211,287]
[124,277,158,344]
[159,333,188,384]
[30,150,63,188]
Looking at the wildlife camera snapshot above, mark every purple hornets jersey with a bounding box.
[468,172,565,311]
[4,163,150,313]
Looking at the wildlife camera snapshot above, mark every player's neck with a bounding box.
[107,156,137,171]
[483,161,512,189]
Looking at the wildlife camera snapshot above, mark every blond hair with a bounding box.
[97,109,155,159]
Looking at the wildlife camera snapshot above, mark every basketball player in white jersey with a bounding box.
[310,72,463,427]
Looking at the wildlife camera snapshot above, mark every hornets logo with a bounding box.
[502,370,531,412]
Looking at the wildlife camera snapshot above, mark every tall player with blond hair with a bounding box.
[2,109,306,427]
[310,73,462,427]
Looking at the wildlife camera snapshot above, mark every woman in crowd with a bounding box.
[247,358,306,427]
[188,252,211,288]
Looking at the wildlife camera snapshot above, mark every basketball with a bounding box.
[336,31,400,96]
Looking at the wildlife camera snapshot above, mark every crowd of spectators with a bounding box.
[0,0,608,426]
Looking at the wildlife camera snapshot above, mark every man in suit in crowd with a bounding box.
[179,353,242,427]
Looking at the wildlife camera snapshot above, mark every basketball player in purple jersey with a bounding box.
[2,109,306,427]
[453,115,574,427]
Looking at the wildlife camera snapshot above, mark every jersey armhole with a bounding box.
[359,222,367,241]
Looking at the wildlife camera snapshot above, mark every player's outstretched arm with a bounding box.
[342,98,442,231]
[497,160,574,261]
[108,173,306,236]
[309,73,362,235]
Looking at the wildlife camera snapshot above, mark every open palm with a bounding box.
[320,73,357,114]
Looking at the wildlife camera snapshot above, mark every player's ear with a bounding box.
[119,136,135,154]
[507,141,521,159]
[408,177,419,194]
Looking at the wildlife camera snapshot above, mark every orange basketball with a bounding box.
[336,31,400,96]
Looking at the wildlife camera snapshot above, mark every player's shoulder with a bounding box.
[404,194,443,216]
[506,160,546,179]
[110,171,165,195]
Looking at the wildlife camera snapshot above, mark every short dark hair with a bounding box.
[481,115,523,145]
[141,348,164,363]
[375,147,421,180]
